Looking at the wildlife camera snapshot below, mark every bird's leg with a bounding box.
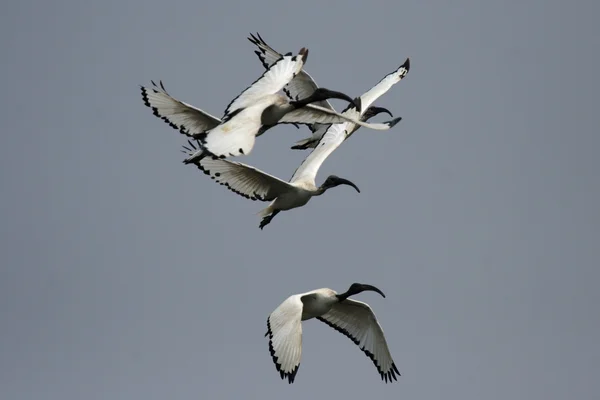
[259,210,280,230]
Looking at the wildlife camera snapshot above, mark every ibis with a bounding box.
[248,32,410,150]
[182,106,401,229]
[140,48,399,162]
[265,283,400,383]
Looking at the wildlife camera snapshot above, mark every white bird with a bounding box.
[140,48,399,162]
[265,283,399,383]
[248,32,410,150]
[182,107,401,229]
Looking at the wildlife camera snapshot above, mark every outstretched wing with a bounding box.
[266,294,304,384]
[183,143,293,201]
[223,48,307,118]
[289,122,350,184]
[289,58,410,149]
[140,80,221,137]
[359,58,410,111]
[247,33,334,133]
[317,299,400,383]
[279,103,402,131]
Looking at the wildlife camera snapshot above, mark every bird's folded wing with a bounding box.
[289,123,348,184]
[223,50,306,118]
[266,295,304,383]
[317,299,400,383]
[279,104,402,131]
[140,81,221,136]
[186,154,293,201]
[359,58,410,111]
[247,32,334,132]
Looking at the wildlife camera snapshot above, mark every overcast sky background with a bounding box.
[1,0,599,399]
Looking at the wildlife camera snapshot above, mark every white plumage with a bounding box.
[266,283,399,383]
[183,107,401,229]
[141,47,400,162]
[248,32,410,150]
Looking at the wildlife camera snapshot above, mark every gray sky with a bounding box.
[1,0,599,399]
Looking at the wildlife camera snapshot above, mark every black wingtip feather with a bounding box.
[386,117,403,129]
[316,317,400,383]
[140,81,200,138]
[181,145,268,202]
[299,47,308,63]
[353,96,362,113]
[265,318,300,383]
[401,57,410,72]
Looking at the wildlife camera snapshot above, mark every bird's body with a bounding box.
[197,94,280,158]
[296,289,337,320]
[266,283,399,384]
[254,181,323,228]
[262,186,314,212]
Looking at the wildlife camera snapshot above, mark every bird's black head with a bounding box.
[336,283,386,302]
[320,175,360,193]
[361,106,394,122]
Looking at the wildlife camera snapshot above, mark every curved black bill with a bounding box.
[319,88,355,106]
[338,178,360,193]
[369,106,394,118]
[360,284,386,298]
[291,88,355,109]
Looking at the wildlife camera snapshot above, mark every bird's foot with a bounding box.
[259,215,273,230]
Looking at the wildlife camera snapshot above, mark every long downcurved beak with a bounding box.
[292,88,358,109]
[318,89,356,106]
[360,284,386,298]
[369,106,394,118]
[337,178,360,193]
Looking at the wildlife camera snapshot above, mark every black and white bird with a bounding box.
[248,32,410,150]
[183,107,400,229]
[265,283,399,384]
[141,48,399,162]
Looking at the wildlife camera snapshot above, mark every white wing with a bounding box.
[280,103,402,131]
[266,295,304,383]
[317,299,400,383]
[222,49,307,118]
[247,33,333,133]
[359,58,410,111]
[289,58,410,149]
[289,123,349,184]
[140,80,221,137]
[184,149,293,201]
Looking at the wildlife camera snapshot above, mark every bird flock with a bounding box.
[140,33,410,384]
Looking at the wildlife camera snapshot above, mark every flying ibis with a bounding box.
[266,283,400,383]
[248,32,410,150]
[141,48,399,162]
[182,105,401,229]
